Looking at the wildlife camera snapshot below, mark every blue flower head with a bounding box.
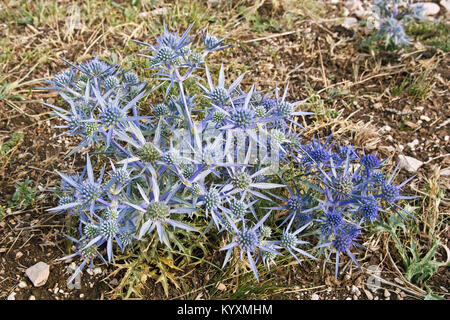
[358,195,380,223]
[316,221,363,278]
[202,29,231,52]
[220,212,281,281]
[299,135,333,167]
[49,154,107,215]
[276,216,316,265]
[376,162,418,219]
[372,0,425,48]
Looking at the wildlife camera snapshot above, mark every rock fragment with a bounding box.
[419,2,440,16]
[342,17,359,29]
[441,0,450,16]
[399,155,424,172]
[311,293,320,300]
[25,261,50,287]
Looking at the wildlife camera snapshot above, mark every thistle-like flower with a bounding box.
[299,135,334,168]
[220,212,282,281]
[202,29,231,52]
[78,206,134,262]
[223,164,285,202]
[198,64,245,108]
[49,154,107,215]
[275,216,316,265]
[372,0,425,48]
[376,162,418,218]
[123,168,198,248]
[316,222,363,278]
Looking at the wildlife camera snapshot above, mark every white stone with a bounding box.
[342,7,350,17]
[407,139,419,149]
[420,115,431,122]
[18,281,27,288]
[441,0,450,14]
[345,0,362,12]
[29,295,36,300]
[93,267,102,275]
[364,289,374,300]
[381,125,392,132]
[150,7,168,15]
[419,2,440,16]
[311,293,320,300]
[208,0,222,6]
[441,168,450,177]
[399,155,424,172]
[7,292,16,300]
[216,283,226,291]
[351,285,361,296]
[138,7,167,18]
[342,17,359,29]
[25,261,50,287]
[355,9,370,19]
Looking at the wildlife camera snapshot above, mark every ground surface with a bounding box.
[0,0,448,300]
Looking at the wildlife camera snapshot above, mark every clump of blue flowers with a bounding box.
[44,23,417,287]
[371,0,425,48]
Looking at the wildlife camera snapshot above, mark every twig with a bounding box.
[424,153,450,165]
[242,30,300,43]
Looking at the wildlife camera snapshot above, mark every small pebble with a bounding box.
[407,139,419,149]
[351,285,361,296]
[25,261,50,287]
[364,289,374,300]
[93,267,102,275]
[311,293,320,300]
[18,281,27,289]
[398,155,423,173]
[419,2,440,16]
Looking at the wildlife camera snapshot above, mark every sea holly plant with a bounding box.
[365,0,426,49]
[43,23,418,293]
